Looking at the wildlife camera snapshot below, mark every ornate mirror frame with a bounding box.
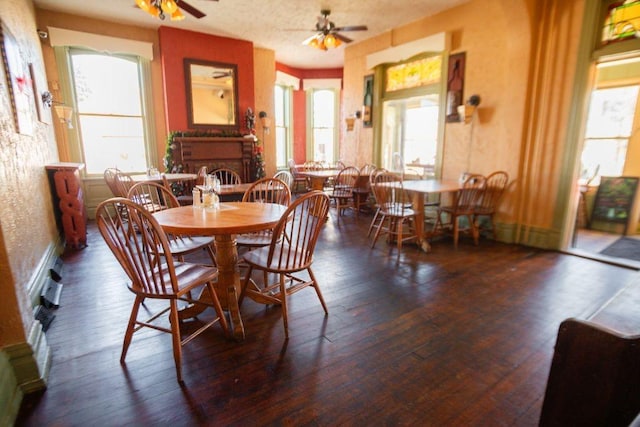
[184,58,239,130]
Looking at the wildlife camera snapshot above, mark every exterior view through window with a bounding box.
[274,84,291,169]
[581,85,639,183]
[381,94,439,172]
[311,89,336,163]
[69,50,148,175]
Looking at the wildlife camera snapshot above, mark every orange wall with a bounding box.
[158,26,255,133]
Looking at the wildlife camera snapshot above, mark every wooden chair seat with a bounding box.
[434,174,486,248]
[128,182,217,266]
[329,166,359,222]
[370,172,418,258]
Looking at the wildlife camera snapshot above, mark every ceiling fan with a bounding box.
[302,9,368,50]
[134,0,217,21]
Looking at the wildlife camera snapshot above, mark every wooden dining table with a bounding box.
[378,179,462,252]
[130,172,197,183]
[153,202,288,340]
[296,169,341,190]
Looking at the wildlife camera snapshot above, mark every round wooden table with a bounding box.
[153,202,288,340]
[130,172,197,183]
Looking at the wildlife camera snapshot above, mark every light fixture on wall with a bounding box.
[259,111,271,135]
[345,110,361,132]
[458,94,481,124]
[42,90,74,128]
[135,0,185,21]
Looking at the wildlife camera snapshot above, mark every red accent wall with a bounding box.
[276,63,343,163]
[292,90,307,163]
[159,26,255,132]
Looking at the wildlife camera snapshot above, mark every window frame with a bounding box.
[54,46,157,177]
[306,87,340,163]
[274,84,293,169]
[373,52,447,176]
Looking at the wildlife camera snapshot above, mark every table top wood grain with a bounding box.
[153,202,287,236]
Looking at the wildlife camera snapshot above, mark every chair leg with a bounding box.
[396,218,404,259]
[206,244,217,267]
[368,208,380,237]
[307,267,328,314]
[279,273,289,338]
[371,213,386,248]
[471,215,480,245]
[121,295,144,363]
[206,282,228,335]
[453,215,460,248]
[169,299,183,383]
[239,265,255,306]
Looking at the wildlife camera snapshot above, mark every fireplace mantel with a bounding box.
[171,136,254,183]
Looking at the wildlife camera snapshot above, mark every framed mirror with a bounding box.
[184,58,239,129]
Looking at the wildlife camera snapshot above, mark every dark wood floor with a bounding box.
[17,209,640,426]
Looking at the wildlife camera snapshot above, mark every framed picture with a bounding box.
[29,63,51,124]
[1,22,34,135]
[446,52,466,123]
[363,74,373,128]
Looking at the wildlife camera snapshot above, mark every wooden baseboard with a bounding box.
[0,351,23,427]
[27,242,63,308]
[3,321,51,396]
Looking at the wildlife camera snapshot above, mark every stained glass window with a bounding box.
[385,56,441,92]
[602,0,640,45]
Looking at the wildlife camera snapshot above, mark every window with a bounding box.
[309,89,338,163]
[378,54,443,173]
[64,48,154,175]
[274,84,291,168]
[581,85,639,180]
[601,0,640,45]
[381,94,440,172]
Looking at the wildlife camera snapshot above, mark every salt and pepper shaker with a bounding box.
[192,187,201,207]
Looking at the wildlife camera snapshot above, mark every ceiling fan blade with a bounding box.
[334,25,368,32]
[177,0,206,19]
[333,32,353,43]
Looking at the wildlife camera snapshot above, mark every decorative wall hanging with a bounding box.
[446,52,466,123]
[1,22,34,135]
[362,74,373,127]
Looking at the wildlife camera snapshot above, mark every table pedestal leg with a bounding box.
[411,193,431,253]
[213,234,245,341]
[177,234,245,341]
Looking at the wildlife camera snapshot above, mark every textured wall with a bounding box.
[159,26,255,133]
[0,0,59,345]
[342,0,532,234]
[253,47,276,177]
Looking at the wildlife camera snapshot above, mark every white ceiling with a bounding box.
[33,0,469,69]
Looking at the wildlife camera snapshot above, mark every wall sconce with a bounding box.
[258,111,271,134]
[42,90,74,128]
[345,111,362,132]
[457,94,481,124]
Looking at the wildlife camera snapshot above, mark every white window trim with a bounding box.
[48,27,154,60]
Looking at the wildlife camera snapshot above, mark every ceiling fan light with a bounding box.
[324,34,341,49]
[135,0,152,13]
[161,0,179,14]
[170,8,185,21]
[308,36,321,49]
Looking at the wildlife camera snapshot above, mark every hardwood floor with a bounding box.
[17,210,640,426]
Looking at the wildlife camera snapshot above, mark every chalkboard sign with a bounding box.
[591,176,639,226]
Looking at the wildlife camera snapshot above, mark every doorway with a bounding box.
[570,57,640,268]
